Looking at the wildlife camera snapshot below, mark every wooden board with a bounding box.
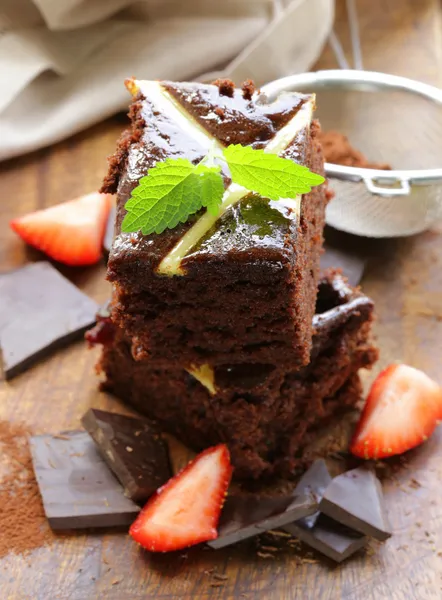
[1,1,442,598]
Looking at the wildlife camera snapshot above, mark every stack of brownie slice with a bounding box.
[95,79,378,479]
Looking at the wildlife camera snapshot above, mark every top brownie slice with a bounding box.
[104,79,328,368]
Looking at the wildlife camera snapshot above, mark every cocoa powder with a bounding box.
[0,420,55,558]
[320,130,391,170]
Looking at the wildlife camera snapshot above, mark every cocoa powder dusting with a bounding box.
[320,130,391,170]
[0,421,55,558]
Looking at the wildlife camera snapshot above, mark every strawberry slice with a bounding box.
[10,192,111,266]
[350,364,442,459]
[130,444,232,552]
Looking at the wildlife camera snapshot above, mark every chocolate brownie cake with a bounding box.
[103,79,328,368]
[90,272,378,479]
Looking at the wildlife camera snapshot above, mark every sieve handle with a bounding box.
[363,177,411,196]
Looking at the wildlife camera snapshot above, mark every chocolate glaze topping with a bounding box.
[164,80,307,148]
[108,80,314,272]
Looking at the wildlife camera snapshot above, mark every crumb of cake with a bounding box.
[214,106,225,119]
[242,79,256,100]
[213,78,235,97]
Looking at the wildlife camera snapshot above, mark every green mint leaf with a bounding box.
[122,158,206,235]
[223,144,325,200]
[195,164,224,216]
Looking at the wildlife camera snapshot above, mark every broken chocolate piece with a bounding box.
[207,493,317,550]
[319,467,392,541]
[285,515,367,563]
[0,262,98,379]
[81,409,172,503]
[293,459,332,528]
[284,459,367,562]
[30,431,140,529]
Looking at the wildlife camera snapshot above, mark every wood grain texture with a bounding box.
[1,2,442,598]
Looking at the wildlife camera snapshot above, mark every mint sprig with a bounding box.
[123,159,223,235]
[122,145,324,235]
[223,144,324,200]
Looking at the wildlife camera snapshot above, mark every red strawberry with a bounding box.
[130,444,232,552]
[350,364,442,459]
[10,192,111,266]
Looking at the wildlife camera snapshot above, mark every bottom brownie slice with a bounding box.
[91,271,378,480]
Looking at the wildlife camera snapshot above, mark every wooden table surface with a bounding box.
[1,1,442,598]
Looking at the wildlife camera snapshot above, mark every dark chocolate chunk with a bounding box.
[207,493,317,550]
[319,467,392,541]
[81,409,172,503]
[0,262,98,379]
[30,431,140,530]
[103,204,116,254]
[284,459,367,562]
[285,515,367,563]
[293,459,332,528]
[321,244,365,287]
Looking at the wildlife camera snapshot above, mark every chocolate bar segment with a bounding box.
[285,459,367,562]
[81,408,172,503]
[207,493,317,550]
[293,459,332,528]
[0,262,98,379]
[319,467,392,541]
[30,431,140,529]
[284,515,367,563]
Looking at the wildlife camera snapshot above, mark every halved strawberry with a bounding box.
[130,444,232,552]
[350,364,442,459]
[10,192,111,266]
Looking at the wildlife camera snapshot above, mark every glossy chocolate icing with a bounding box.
[110,81,312,271]
[163,81,307,148]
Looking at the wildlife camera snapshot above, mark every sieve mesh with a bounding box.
[263,71,442,237]
[314,88,442,170]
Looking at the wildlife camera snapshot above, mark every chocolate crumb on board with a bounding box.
[409,478,422,489]
[267,530,292,538]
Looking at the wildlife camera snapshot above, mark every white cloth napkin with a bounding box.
[0,0,334,161]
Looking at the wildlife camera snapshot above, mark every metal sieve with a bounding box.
[262,70,442,237]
